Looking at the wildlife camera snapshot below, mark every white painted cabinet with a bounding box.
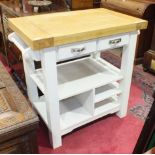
[9,31,138,148]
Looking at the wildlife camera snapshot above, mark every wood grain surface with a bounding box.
[8,8,148,50]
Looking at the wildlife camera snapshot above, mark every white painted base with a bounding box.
[9,31,138,149]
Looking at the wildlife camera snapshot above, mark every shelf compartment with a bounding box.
[32,96,92,135]
[95,82,122,103]
[60,91,93,133]
[30,57,123,100]
[32,95,120,136]
[94,97,120,117]
[32,91,94,135]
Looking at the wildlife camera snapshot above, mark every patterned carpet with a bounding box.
[129,92,153,121]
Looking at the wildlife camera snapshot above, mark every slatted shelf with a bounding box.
[94,97,120,116]
[95,82,122,103]
[30,57,123,100]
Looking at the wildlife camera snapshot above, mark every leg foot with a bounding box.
[116,110,127,118]
[48,129,62,149]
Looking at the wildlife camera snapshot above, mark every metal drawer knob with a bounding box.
[109,38,122,45]
[71,47,86,54]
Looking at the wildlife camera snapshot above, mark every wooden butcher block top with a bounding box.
[8,8,148,50]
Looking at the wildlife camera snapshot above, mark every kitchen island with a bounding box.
[8,8,147,148]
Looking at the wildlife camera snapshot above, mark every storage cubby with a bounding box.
[94,97,120,116]
[60,90,94,133]
[33,90,94,135]
[95,82,121,103]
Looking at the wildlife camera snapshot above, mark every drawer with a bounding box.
[97,34,129,51]
[57,40,96,61]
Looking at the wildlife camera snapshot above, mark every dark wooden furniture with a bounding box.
[0,62,39,154]
[101,0,155,64]
[0,0,68,87]
[143,50,155,74]
[66,0,101,10]
[133,88,155,153]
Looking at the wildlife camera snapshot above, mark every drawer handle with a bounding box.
[71,47,86,54]
[109,38,122,45]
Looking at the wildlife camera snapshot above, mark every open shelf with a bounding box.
[32,90,94,135]
[95,82,122,103]
[30,57,123,100]
[60,93,93,132]
[33,96,48,126]
[94,97,120,116]
[32,95,120,136]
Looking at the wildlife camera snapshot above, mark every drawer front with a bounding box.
[57,40,96,61]
[97,34,129,51]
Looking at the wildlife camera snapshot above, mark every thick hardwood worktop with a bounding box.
[8,8,148,50]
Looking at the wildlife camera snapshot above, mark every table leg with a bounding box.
[41,48,62,148]
[117,31,138,118]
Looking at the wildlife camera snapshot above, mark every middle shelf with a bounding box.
[30,57,123,100]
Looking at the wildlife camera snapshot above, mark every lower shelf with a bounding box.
[95,82,121,103]
[33,97,48,126]
[32,95,120,136]
[94,97,120,116]
[60,96,92,131]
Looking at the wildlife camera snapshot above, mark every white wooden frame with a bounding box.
[9,31,138,149]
